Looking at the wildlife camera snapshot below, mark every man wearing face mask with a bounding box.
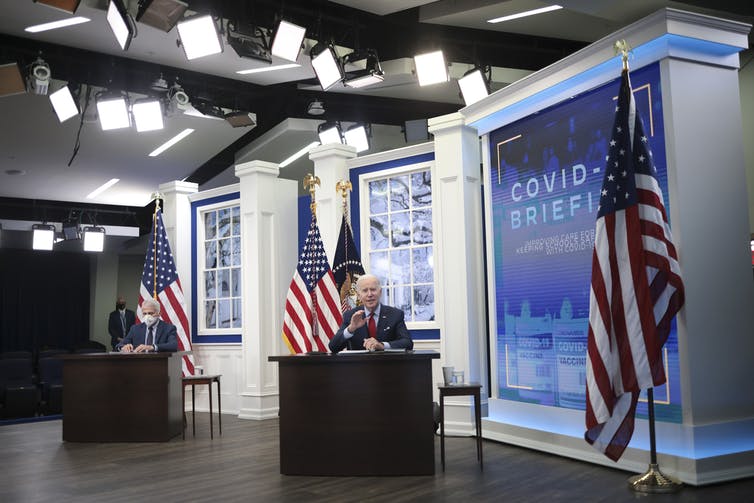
[108,295,136,351]
[117,298,177,353]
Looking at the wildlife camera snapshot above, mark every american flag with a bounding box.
[585,69,685,461]
[332,213,365,312]
[139,208,195,376]
[282,214,343,353]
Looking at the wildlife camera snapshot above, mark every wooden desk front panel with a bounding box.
[63,353,183,442]
[275,354,436,476]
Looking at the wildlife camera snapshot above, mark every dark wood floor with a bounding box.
[1,414,752,503]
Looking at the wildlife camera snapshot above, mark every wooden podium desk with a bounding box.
[62,352,184,442]
[269,350,440,476]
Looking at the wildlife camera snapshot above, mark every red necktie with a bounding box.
[368,313,376,339]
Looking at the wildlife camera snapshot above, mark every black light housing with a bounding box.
[107,0,137,51]
[343,49,384,88]
[191,95,225,119]
[227,21,271,64]
[310,41,344,90]
[317,121,343,145]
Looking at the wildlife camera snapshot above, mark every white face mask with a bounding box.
[143,314,158,326]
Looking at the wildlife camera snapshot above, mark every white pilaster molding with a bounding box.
[159,180,198,321]
[309,143,357,259]
[235,160,297,420]
[429,112,488,431]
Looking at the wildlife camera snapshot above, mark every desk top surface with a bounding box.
[269,349,440,362]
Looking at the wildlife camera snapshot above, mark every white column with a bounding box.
[235,160,297,419]
[159,180,198,321]
[429,112,488,432]
[309,143,357,258]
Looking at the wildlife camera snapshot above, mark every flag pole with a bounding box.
[335,180,358,303]
[610,41,682,493]
[303,174,321,338]
[628,389,682,492]
[150,192,163,300]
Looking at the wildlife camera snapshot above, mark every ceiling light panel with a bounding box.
[177,15,223,60]
[132,99,164,132]
[344,126,369,153]
[106,0,135,51]
[459,69,489,106]
[49,85,79,122]
[271,20,306,62]
[97,96,130,130]
[414,50,448,86]
[487,5,563,24]
[311,45,343,90]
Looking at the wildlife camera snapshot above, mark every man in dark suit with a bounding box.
[117,298,177,353]
[108,295,136,351]
[329,274,413,353]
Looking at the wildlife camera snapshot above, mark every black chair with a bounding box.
[0,358,37,419]
[39,349,68,360]
[38,357,64,415]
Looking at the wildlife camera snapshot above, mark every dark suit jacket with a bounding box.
[108,309,136,350]
[329,304,413,353]
[117,321,178,352]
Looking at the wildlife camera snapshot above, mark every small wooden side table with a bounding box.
[438,382,483,471]
[182,374,222,439]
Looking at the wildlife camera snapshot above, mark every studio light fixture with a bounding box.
[227,21,271,63]
[458,67,490,106]
[62,218,80,241]
[176,14,223,60]
[82,226,106,252]
[344,124,370,153]
[224,111,256,128]
[167,82,189,113]
[32,223,56,251]
[96,92,130,131]
[191,95,225,119]
[27,57,51,95]
[33,0,82,14]
[343,49,384,88]
[310,42,343,90]
[271,20,306,62]
[49,84,79,122]
[306,99,325,116]
[24,16,90,33]
[317,122,343,145]
[414,50,448,86]
[107,0,137,51]
[132,98,164,132]
[136,0,188,32]
[487,5,563,24]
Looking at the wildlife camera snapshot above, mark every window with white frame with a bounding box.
[366,168,435,322]
[200,204,242,330]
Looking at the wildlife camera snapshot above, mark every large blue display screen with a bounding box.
[489,62,681,422]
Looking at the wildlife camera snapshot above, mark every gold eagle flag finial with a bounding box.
[304,173,321,217]
[614,39,631,71]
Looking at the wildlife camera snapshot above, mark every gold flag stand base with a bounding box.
[628,463,683,493]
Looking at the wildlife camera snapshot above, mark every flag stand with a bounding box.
[628,389,683,493]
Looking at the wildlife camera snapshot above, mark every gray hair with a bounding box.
[141,298,161,314]
[355,274,382,290]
